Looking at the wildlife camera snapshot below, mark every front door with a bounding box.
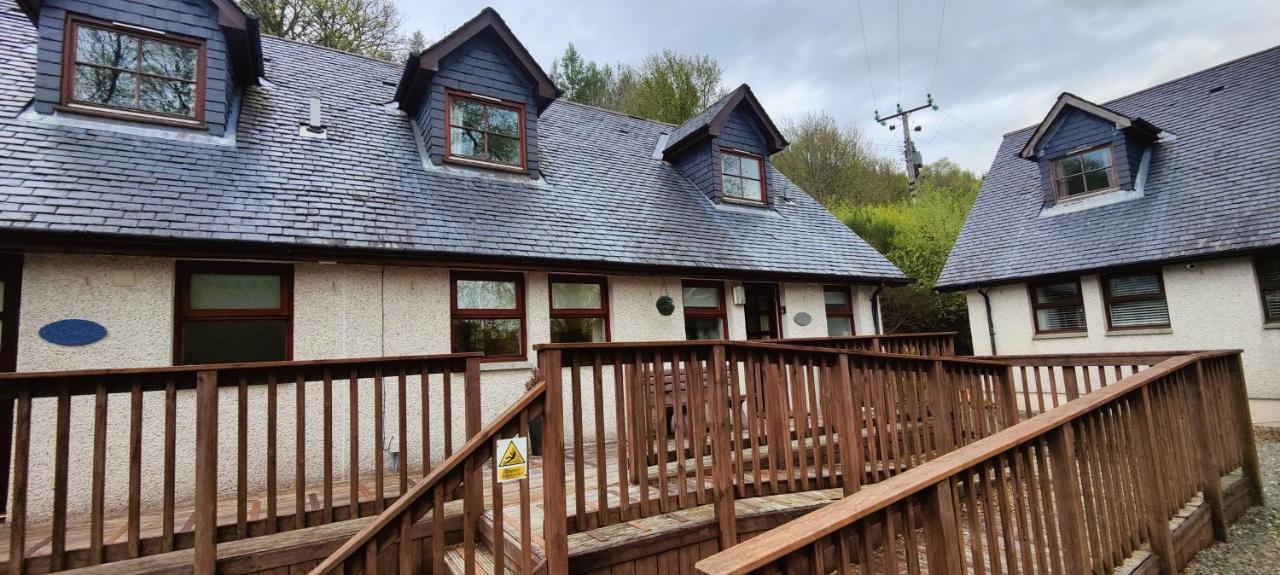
[742,283,780,340]
[0,254,20,523]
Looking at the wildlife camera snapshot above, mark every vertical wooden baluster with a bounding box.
[492,428,506,575]
[1018,440,1050,574]
[163,377,176,551]
[569,353,586,527]
[922,480,962,575]
[651,350,670,511]
[743,350,764,497]
[349,368,361,519]
[398,511,413,575]
[397,366,408,498]
[592,353,609,526]
[727,350,746,498]
[1048,423,1089,574]
[776,353,798,492]
[443,364,453,457]
[991,453,1018,574]
[323,369,334,524]
[963,468,986,575]
[612,355,631,520]
[931,360,957,453]
[194,370,219,575]
[129,378,144,556]
[669,349,690,509]
[431,487,446,574]
[1133,386,1176,575]
[978,461,1002,575]
[790,354,811,491]
[364,539,378,575]
[8,389,29,575]
[709,344,738,548]
[1033,367,1047,414]
[295,371,307,528]
[542,349,570,574]
[1189,360,1229,541]
[90,380,107,565]
[688,350,710,506]
[1227,353,1263,504]
[834,354,861,496]
[266,372,278,534]
[49,383,70,570]
[463,357,482,574]
[420,365,432,477]
[374,367,385,513]
[630,351,651,515]
[520,410,533,574]
[234,374,248,542]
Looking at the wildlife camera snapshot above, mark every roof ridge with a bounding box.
[553,99,677,127]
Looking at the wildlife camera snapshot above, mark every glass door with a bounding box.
[742,283,780,340]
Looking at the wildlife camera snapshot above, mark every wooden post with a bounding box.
[1189,360,1228,541]
[541,350,570,574]
[708,345,738,549]
[835,354,862,496]
[1047,424,1090,575]
[930,360,956,452]
[1000,364,1020,427]
[194,370,219,575]
[921,480,962,575]
[463,357,483,572]
[1228,353,1264,505]
[1135,387,1177,575]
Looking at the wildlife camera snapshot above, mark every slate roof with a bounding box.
[0,3,905,282]
[938,45,1280,289]
[665,90,738,152]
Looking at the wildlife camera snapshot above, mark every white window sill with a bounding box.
[1032,331,1088,340]
[1106,327,1173,337]
[481,361,534,372]
[1264,322,1280,330]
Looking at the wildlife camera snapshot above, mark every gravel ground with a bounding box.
[1185,436,1280,574]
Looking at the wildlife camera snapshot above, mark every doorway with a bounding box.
[0,254,20,523]
[742,283,780,340]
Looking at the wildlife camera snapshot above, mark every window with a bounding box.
[1052,146,1116,199]
[1256,254,1280,323]
[445,92,525,169]
[823,285,856,337]
[549,275,609,343]
[175,262,292,365]
[451,272,525,361]
[1029,278,1087,333]
[1102,271,1170,329]
[682,280,726,340]
[62,16,204,124]
[720,149,766,202]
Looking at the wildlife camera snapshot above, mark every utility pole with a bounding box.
[876,94,937,199]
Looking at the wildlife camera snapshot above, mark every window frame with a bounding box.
[443,90,527,172]
[1255,253,1280,324]
[450,270,527,362]
[681,279,728,340]
[60,14,207,127]
[1101,269,1171,331]
[1027,277,1088,335]
[1050,144,1119,201]
[547,275,611,343]
[174,261,294,365]
[719,147,767,204]
[823,285,857,337]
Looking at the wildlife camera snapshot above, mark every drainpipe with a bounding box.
[870,284,885,335]
[977,286,997,355]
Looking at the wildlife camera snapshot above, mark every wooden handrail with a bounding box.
[531,332,956,352]
[694,350,1251,574]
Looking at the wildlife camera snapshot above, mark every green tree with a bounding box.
[772,113,908,207]
[550,44,614,107]
[407,30,428,54]
[617,50,723,125]
[237,0,406,60]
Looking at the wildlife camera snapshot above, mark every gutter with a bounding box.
[870,284,885,335]
[977,286,997,355]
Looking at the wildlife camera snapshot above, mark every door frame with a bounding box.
[0,254,21,523]
[741,282,781,340]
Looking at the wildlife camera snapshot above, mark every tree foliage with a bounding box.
[772,113,908,207]
[550,45,723,124]
[237,0,407,60]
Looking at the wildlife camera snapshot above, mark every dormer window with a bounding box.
[445,91,525,170]
[1052,146,1116,199]
[720,149,766,203]
[62,16,205,125]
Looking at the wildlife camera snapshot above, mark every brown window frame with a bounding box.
[1027,277,1088,334]
[719,147,767,203]
[60,14,207,128]
[174,261,294,365]
[0,254,22,373]
[450,271,527,362]
[1256,253,1280,324]
[443,90,527,172]
[1050,144,1119,201]
[823,285,856,336]
[1101,269,1171,330]
[548,275,611,343]
[682,279,727,340]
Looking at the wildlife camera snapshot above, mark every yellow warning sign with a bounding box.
[495,436,528,483]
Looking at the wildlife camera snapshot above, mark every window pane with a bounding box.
[824,289,850,309]
[723,177,745,198]
[827,317,853,337]
[1034,282,1080,305]
[450,127,483,158]
[1061,175,1086,197]
[682,286,721,309]
[551,281,602,309]
[74,67,138,108]
[550,317,606,343]
[180,319,287,364]
[1264,290,1280,321]
[488,135,520,165]
[488,106,520,137]
[142,40,197,80]
[190,273,281,309]
[742,179,762,201]
[1109,300,1169,328]
[140,77,196,117]
[451,318,521,356]
[1081,148,1111,171]
[76,26,138,68]
[738,156,761,179]
[721,153,741,177]
[685,317,723,340]
[1257,258,1280,288]
[1083,169,1112,192]
[1036,306,1087,332]
[451,99,484,129]
[1108,274,1161,298]
[455,279,517,309]
[1056,155,1083,177]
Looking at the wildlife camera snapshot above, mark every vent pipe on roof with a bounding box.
[300,96,328,139]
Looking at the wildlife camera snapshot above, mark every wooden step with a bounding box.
[442,542,516,575]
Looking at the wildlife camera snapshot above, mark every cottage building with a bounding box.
[939,47,1280,422]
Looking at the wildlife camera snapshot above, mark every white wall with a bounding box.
[964,256,1280,423]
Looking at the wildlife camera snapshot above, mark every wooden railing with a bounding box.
[993,351,1186,416]
[779,332,956,357]
[693,350,1263,574]
[0,353,482,575]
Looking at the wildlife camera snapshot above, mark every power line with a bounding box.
[929,0,948,94]
[944,111,999,140]
[896,0,902,102]
[854,0,880,113]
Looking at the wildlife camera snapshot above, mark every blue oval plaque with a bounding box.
[39,319,108,346]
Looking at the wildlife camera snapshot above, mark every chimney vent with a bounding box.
[300,96,328,139]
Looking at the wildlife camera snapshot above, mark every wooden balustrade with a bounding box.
[991,352,1187,417]
[778,333,957,357]
[693,350,1263,575]
[0,353,481,575]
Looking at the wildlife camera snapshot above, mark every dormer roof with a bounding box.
[663,84,788,160]
[395,8,559,115]
[1019,92,1158,159]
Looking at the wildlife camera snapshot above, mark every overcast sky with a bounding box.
[398,0,1280,173]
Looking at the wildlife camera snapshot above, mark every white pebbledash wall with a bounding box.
[13,253,881,520]
[964,256,1280,425]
